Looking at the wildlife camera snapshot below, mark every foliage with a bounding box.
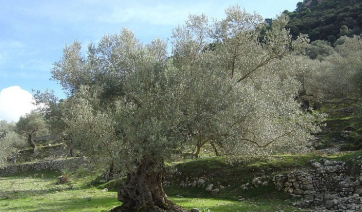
[43,8,323,166]
[15,111,48,149]
[0,120,25,167]
[300,36,362,150]
[38,6,324,211]
[298,35,362,102]
[284,0,362,43]
[306,40,335,60]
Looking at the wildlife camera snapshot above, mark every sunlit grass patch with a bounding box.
[0,174,119,212]
[169,196,305,212]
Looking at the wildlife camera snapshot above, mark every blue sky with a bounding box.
[0,0,300,122]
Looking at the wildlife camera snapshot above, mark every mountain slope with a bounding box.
[284,0,362,43]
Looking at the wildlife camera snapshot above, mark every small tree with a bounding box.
[0,120,23,167]
[16,111,47,149]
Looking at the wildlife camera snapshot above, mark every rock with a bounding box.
[190,209,201,212]
[206,184,213,191]
[211,188,219,195]
[324,160,335,166]
[325,199,338,209]
[311,162,322,169]
[197,178,205,187]
[274,175,287,190]
[274,160,362,211]
[252,177,262,187]
[241,184,248,190]
[102,188,108,192]
[238,196,245,201]
[355,187,362,195]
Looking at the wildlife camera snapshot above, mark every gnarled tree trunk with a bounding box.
[28,134,36,149]
[112,159,188,212]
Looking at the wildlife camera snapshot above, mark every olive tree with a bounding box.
[304,35,362,100]
[16,111,47,149]
[172,7,320,157]
[0,120,23,167]
[43,6,323,212]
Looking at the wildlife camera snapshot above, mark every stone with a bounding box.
[304,194,314,201]
[197,178,205,187]
[211,189,219,195]
[325,199,337,209]
[190,208,201,212]
[252,177,262,187]
[273,160,362,211]
[311,162,322,169]
[294,189,304,195]
[355,187,362,195]
[206,184,213,191]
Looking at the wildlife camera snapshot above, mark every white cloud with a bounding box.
[0,86,38,123]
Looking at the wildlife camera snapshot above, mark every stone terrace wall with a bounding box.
[274,157,362,211]
[0,157,89,176]
[14,143,71,163]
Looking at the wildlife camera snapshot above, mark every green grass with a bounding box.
[0,172,303,212]
[2,152,361,211]
[165,184,304,212]
[0,172,119,212]
[171,197,303,212]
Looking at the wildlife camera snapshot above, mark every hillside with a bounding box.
[283,0,362,43]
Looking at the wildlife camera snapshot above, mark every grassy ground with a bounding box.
[1,152,360,212]
[0,172,303,212]
[0,172,119,212]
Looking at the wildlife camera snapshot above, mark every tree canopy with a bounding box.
[40,6,324,212]
[15,111,47,149]
[284,0,362,43]
[0,121,23,167]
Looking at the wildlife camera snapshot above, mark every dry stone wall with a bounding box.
[0,157,89,176]
[273,157,362,211]
[19,143,70,163]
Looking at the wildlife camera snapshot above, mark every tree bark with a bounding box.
[28,134,36,149]
[210,142,220,156]
[112,159,188,212]
[194,145,201,158]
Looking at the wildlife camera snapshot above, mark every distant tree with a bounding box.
[296,2,305,12]
[338,25,349,37]
[40,6,323,212]
[334,35,362,96]
[16,111,47,149]
[0,120,14,140]
[0,121,22,167]
[304,35,362,100]
[285,0,362,42]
